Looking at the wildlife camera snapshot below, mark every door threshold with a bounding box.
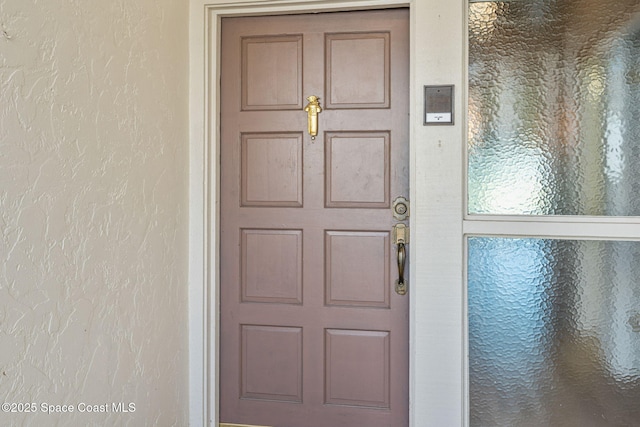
[220,423,273,427]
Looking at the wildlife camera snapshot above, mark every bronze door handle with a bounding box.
[396,242,407,295]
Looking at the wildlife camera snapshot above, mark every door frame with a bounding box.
[188,0,466,426]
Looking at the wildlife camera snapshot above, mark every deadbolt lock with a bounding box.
[392,196,410,221]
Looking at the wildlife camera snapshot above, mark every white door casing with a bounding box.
[188,0,466,426]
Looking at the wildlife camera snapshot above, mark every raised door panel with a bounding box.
[241,133,303,207]
[325,32,390,109]
[241,325,303,402]
[325,231,390,308]
[325,131,390,208]
[241,229,303,304]
[242,35,303,110]
[325,329,391,408]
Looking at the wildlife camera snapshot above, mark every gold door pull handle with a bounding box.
[304,95,322,139]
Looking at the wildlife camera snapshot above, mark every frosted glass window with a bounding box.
[468,237,640,426]
[468,1,640,215]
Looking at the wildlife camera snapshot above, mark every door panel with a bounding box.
[325,131,390,208]
[220,9,409,427]
[241,325,303,402]
[241,35,303,111]
[241,229,303,304]
[241,133,303,207]
[324,329,391,408]
[325,231,390,308]
[325,32,390,109]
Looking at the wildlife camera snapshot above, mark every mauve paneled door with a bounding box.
[220,9,409,427]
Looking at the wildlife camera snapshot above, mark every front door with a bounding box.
[220,9,409,427]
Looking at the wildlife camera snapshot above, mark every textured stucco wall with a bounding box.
[0,0,188,425]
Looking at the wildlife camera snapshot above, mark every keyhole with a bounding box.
[396,203,407,215]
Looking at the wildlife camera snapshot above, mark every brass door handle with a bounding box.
[303,95,322,139]
[396,242,407,295]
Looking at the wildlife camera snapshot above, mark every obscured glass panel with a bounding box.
[468,1,640,215]
[468,237,640,426]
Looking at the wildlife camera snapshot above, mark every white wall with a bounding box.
[0,0,189,425]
